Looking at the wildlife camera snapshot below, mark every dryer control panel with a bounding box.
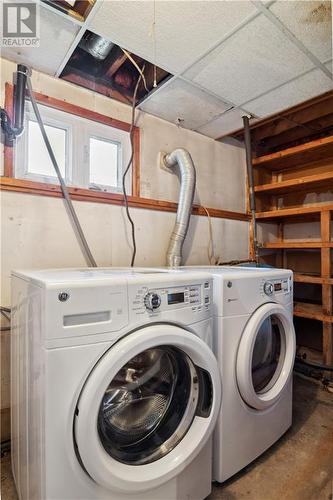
[261,277,291,298]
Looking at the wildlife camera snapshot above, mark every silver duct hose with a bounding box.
[163,148,196,267]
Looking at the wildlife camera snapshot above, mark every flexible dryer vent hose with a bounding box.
[163,148,196,267]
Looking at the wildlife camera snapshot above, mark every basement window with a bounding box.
[15,100,131,194]
[89,137,120,189]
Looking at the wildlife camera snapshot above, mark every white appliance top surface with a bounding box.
[180,266,293,279]
[12,267,211,286]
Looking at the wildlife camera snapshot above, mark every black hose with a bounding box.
[14,64,28,136]
[122,74,142,267]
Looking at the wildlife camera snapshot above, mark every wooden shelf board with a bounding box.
[256,204,333,221]
[255,171,333,195]
[261,241,333,249]
[294,273,333,285]
[294,302,333,323]
[252,135,333,171]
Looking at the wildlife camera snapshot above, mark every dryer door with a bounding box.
[74,324,221,493]
[236,303,295,411]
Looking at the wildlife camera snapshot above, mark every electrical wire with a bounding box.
[201,205,217,265]
[122,71,144,267]
[26,76,97,268]
[152,0,157,87]
[120,48,148,92]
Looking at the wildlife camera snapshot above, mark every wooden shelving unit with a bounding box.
[246,96,333,365]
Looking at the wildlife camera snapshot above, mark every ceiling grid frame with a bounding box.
[180,0,333,135]
[251,0,332,79]
[137,5,264,112]
[55,1,104,78]
[12,0,330,139]
[197,56,333,139]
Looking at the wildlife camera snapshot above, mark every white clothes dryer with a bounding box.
[179,266,296,482]
[11,268,221,500]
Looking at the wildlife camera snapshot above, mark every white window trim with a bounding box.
[15,100,132,195]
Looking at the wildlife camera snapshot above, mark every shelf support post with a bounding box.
[243,115,259,264]
[321,209,332,366]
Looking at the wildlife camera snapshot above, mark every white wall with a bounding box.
[1,57,248,296]
[0,57,248,426]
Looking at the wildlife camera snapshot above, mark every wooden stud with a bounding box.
[321,210,332,366]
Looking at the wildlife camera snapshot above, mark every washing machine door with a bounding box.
[236,303,295,411]
[74,324,221,493]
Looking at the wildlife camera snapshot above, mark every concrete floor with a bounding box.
[1,375,333,500]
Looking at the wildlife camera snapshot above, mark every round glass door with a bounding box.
[98,346,198,465]
[251,315,285,394]
[73,324,221,493]
[237,303,295,410]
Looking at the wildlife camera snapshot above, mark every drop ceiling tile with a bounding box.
[196,108,250,139]
[1,6,79,75]
[269,0,332,63]
[184,14,314,105]
[89,1,257,74]
[244,68,333,117]
[139,79,231,130]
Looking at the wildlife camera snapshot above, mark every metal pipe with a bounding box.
[163,148,196,267]
[243,115,259,264]
[84,34,114,61]
[26,76,97,268]
[1,64,29,143]
[14,64,29,136]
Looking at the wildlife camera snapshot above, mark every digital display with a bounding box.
[168,292,185,305]
[274,283,282,291]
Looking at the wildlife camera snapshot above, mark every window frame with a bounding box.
[3,83,140,197]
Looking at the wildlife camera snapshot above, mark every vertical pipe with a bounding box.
[13,64,29,136]
[243,115,259,264]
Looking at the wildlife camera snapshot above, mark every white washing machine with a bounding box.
[179,266,296,482]
[11,269,222,500]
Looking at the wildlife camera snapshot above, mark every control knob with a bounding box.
[263,282,274,296]
[144,293,161,311]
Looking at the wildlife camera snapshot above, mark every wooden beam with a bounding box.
[254,171,333,195]
[294,302,333,323]
[262,241,333,249]
[227,90,333,142]
[294,274,333,285]
[252,135,333,171]
[103,47,128,79]
[321,210,333,366]
[257,204,333,220]
[0,177,250,222]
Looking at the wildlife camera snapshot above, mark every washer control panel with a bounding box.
[131,280,211,316]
